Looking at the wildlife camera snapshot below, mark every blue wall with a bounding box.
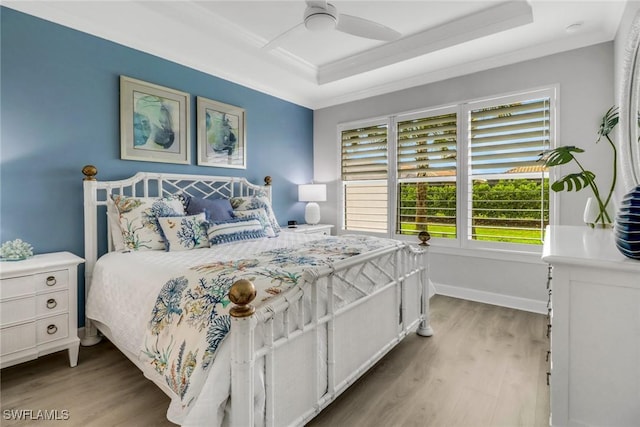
[0,7,314,325]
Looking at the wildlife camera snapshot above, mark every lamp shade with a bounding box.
[298,184,326,202]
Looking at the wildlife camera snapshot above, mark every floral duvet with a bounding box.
[134,234,396,421]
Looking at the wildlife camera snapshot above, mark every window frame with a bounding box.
[337,86,558,254]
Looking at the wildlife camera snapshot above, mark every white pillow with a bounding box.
[106,197,125,251]
[111,194,185,251]
[158,213,209,251]
[233,208,276,237]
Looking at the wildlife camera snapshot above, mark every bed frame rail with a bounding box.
[228,242,432,427]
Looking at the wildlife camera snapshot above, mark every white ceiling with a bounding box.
[4,1,629,109]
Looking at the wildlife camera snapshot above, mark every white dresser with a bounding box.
[0,252,84,369]
[542,226,640,427]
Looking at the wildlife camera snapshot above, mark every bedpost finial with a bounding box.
[418,230,431,246]
[82,165,98,181]
[229,279,257,318]
[264,176,272,186]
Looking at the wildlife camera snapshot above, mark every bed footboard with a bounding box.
[228,243,431,427]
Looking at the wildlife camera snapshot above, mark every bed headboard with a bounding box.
[81,164,271,287]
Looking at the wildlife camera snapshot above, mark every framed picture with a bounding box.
[120,76,191,164]
[197,96,246,169]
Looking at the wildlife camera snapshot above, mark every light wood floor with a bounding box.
[0,295,549,426]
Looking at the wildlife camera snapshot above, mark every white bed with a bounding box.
[80,166,433,426]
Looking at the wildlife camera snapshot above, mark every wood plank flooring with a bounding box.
[0,295,549,426]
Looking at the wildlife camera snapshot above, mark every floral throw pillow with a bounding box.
[230,191,281,234]
[112,194,185,251]
[158,213,209,251]
[233,208,276,237]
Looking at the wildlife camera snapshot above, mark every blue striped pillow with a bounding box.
[207,217,267,245]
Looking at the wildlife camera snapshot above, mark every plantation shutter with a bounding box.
[396,111,457,238]
[341,124,388,232]
[470,100,550,174]
[468,97,550,244]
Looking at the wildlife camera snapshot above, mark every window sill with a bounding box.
[427,243,545,265]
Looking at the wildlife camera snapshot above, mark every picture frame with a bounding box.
[120,76,191,164]
[197,96,246,169]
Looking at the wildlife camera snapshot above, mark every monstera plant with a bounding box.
[539,106,618,227]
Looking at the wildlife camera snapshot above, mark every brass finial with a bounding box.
[82,165,98,181]
[418,230,431,246]
[229,279,257,318]
[264,176,272,186]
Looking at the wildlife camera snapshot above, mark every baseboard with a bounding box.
[433,281,547,314]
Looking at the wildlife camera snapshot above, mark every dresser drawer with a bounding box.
[36,290,68,316]
[0,322,36,356]
[34,270,69,292]
[36,314,68,344]
[0,296,35,325]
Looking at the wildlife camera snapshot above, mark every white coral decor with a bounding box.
[0,239,34,260]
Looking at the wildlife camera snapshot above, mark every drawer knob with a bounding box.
[47,324,58,335]
[46,298,58,309]
[46,276,57,286]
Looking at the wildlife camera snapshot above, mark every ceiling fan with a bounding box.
[263,0,402,50]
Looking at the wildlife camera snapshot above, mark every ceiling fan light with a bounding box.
[305,13,336,32]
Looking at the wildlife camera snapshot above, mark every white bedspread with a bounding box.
[86,233,331,425]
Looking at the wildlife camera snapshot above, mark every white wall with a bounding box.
[314,43,614,313]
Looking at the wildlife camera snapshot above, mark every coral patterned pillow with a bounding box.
[230,191,281,234]
[111,194,185,251]
[233,208,276,237]
[158,213,210,251]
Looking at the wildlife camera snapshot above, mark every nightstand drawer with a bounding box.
[0,275,36,299]
[36,314,68,344]
[0,296,35,325]
[35,270,69,292]
[36,290,68,316]
[1,323,36,356]
[0,269,69,299]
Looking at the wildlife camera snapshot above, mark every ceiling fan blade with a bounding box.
[262,22,305,51]
[336,13,401,41]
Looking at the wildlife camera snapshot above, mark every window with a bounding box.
[396,110,457,239]
[468,96,550,245]
[340,88,555,249]
[341,122,388,233]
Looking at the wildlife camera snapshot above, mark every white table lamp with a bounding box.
[298,184,326,225]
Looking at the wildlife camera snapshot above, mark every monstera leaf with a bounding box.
[597,106,619,141]
[539,146,584,167]
[550,171,596,192]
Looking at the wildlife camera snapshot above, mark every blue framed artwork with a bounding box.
[120,76,191,164]
[196,96,246,169]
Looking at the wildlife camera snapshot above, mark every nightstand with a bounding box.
[0,252,84,369]
[283,224,334,235]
